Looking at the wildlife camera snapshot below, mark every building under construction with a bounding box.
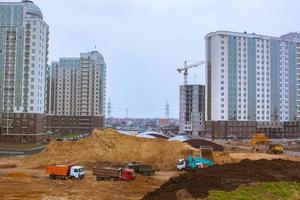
[179,85,205,136]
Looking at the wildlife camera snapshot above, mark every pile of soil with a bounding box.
[142,159,300,200]
[18,129,197,170]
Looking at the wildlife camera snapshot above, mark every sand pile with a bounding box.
[142,159,300,200]
[18,129,196,170]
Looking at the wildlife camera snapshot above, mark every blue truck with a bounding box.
[177,155,214,170]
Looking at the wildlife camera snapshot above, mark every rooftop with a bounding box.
[22,0,43,19]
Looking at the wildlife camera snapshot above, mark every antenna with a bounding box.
[126,109,128,119]
[165,101,170,119]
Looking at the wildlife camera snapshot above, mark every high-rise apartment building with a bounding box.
[47,51,106,134]
[0,0,49,142]
[205,31,300,122]
[179,85,205,136]
[282,33,300,120]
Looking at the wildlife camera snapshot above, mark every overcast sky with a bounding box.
[13,0,300,118]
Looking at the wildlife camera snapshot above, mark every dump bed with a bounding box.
[46,165,70,176]
[93,168,120,178]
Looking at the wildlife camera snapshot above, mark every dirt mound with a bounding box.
[142,159,300,200]
[18,129,196,170]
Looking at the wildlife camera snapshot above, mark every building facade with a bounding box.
[0,0,49,142]
[47,51,106,134]
[179,85,205,136]
[205,31,300,122]
[204,121,257,139]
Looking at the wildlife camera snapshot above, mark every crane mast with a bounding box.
[177,60,205,85]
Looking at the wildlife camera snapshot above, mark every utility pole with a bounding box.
[106,98,112,128]
[165,101,170,119]
[107,98,112,118]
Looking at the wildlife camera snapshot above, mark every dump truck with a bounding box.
[93,167,135,181]
[46,165,85,180]
[125,163,155,176]
[177,155,214,170]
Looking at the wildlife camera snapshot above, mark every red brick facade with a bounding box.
[0,113,46,143]
[46,115,104,135]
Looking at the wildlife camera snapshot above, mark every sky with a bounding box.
[11,0,300,118]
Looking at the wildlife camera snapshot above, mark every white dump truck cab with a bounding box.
[70,166,85,179]
[177,159,186,170]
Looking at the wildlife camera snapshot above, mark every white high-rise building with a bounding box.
[0,0,49,114]
[205,31,300,122]
[0,0,49,142]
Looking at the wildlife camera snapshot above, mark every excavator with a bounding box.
[250,133,284,154]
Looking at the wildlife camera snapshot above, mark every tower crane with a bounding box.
[177,60,205,85]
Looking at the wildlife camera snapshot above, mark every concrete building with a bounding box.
[282,33,300,120]
[47,51,106,134]
[205,31,300,122]
[0,0,49,142]
[179,85,205,136]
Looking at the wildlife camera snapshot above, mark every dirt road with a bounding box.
[0,168,177,200]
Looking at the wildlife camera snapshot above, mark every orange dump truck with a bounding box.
[46,165,85,180]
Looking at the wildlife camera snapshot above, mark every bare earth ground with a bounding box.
[0,168,177,200]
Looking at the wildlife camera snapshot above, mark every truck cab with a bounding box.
[70,166,85,179]
[121,168,135,181]
[177,156,213,170]
[177,159,186,170]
